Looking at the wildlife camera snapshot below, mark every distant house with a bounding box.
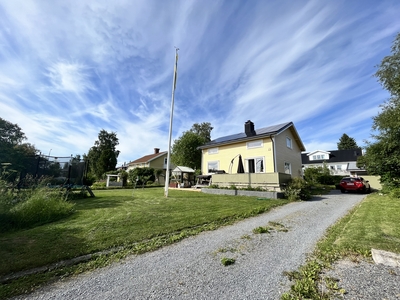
[301,148,366,176]
[127,148,175,184]
[198,120,306,191]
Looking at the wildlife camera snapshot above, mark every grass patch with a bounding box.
[221,257,236,266]
[282,192,400,299]
[0,188,288,298]
[253,226,271,234]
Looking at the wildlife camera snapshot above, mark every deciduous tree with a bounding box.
[363,33,400,187]
[171,123,213,170]
[86,130,120,179]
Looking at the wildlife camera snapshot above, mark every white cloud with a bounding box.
[0,0,400,166]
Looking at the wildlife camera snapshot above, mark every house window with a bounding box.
[247,140,263,149]
[164,158,168,164]
[337,165,342,171]
[286,137,292,149]
[208,147,218,154]
[207,161,219,173]
[246,157,264,173]
[284,162,291,174]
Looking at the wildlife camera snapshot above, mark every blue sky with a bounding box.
[1,1,400,166]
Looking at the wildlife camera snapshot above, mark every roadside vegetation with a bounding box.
[281,191,400,299]
[0,187,289,299]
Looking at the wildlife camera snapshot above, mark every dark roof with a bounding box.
[199,121,305,149]
[129,151,167,165]
[302,148,363,164]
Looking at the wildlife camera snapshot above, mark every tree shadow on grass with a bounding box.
[0,225,86,276]
[73,197,125,210]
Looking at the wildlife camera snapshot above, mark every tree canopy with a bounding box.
[337,133,358,150]
[0,118,39,180]
[86,130,120,179]
[171,122,213,170]
[362,33,400,187]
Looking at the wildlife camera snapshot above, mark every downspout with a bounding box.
[270,136,276,172]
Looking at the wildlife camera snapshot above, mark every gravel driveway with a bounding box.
[14,190,366,300]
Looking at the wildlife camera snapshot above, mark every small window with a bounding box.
[337,165,342,170]
[247,140,263,149]
[207,161,219,173]
[286,137,292,149]
[208,148,218,154]
[284,162,291,174]
[164,158,168,164]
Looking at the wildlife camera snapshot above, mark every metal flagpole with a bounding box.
[164,47,179,197]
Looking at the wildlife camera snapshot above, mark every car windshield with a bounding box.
[341,177,361,182]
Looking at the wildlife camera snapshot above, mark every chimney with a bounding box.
[245,120,256,137]
[154,148,160,154]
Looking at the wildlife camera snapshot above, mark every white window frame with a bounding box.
[284,162,291,174]
[245,157,265,173]
[246,140,263,149]
[286,137,292,149]
[207,161,219,173]
[208,147,219,154]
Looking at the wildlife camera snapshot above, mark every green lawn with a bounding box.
[322,192,400,254]
[0,188,288,277]
[282,192,400,299]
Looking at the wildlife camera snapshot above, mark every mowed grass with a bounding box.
[282,192,400,299]
[322,192,400,254]
[0,188,288,276]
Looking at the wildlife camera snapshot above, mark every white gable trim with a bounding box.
[307,150,331,156]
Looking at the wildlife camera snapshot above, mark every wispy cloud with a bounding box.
[0,0,399,163]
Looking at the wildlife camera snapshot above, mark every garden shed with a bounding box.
[171,166,195,188]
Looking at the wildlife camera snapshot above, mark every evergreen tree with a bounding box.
[337,133,358,150]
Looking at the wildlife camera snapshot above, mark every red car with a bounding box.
[340,177,371,193]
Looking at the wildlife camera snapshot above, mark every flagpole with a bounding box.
[164,47,179,197]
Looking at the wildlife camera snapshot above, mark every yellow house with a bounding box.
[127,148,175,184]
[198,121,305,190]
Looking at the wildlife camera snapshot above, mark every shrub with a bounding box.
[91,181,107,189]
[389,187,400,198]
[283,178,312,201]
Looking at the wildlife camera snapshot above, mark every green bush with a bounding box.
[283,178,311,201]
[304,165,337,185]
[91,181,107,189]
[389,187,400,198]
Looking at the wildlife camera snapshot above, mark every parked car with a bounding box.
[340,177,371,193]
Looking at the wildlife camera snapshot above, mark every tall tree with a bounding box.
[362,33,400,187]
[0,118,39,180]
[86,130,120,179]
[190,122,213,143]
[171,123,213,170]
[337,133,358,150]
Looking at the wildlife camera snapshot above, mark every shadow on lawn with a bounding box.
[74,197,125,210]
[0,225,86,276]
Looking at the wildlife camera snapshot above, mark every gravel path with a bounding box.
[321,258,400,299]
[14,190,366,300]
